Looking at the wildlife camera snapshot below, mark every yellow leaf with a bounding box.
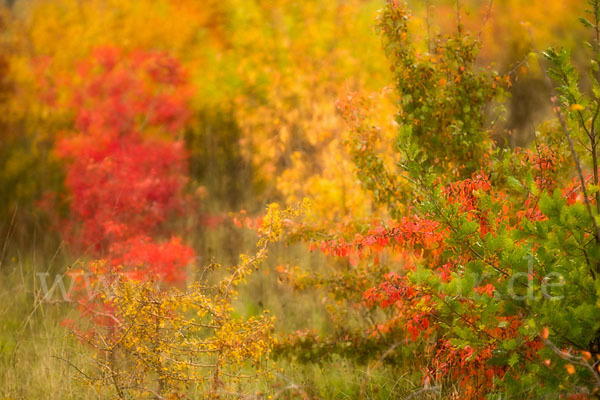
[570,104,585,111]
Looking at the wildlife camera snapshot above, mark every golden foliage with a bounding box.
[77,203,306,398]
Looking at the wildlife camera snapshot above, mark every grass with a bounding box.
[0,253,98,399]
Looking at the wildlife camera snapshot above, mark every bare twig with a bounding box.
[477,0,494,41]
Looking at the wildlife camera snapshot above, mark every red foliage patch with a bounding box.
[55,46,195,284]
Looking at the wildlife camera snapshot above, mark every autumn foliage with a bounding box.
[3,0,600,399]
[41,46,301,399]
[277,1,600,399]
[53,47,194,283]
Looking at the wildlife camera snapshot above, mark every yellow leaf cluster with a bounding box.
[79,203,302,398]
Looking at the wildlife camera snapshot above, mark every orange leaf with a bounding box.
[565,364,576,375]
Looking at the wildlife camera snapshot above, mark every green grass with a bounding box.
[0,253,98,399]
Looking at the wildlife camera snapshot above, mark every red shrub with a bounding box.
[56,46,195,284]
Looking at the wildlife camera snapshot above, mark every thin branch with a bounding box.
[544,338,600,388]
[52,355,96,382]
[455,0,463,36]
[477,0,494,41]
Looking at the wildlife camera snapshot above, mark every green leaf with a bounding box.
[503,338,519,351]
[507,176,522,190]
[580,17,594,28]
